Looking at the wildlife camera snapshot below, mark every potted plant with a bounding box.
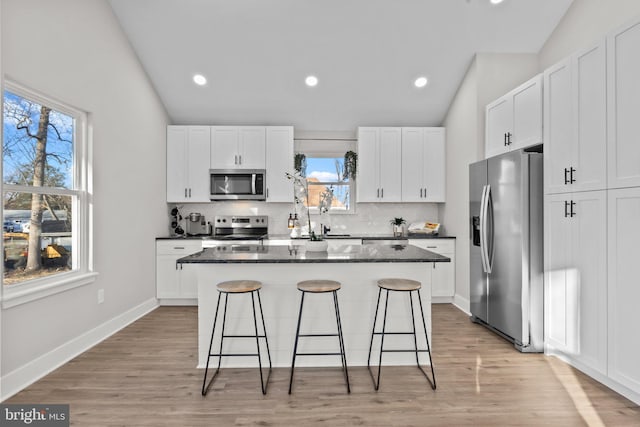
[390,217,406,237]
[343,151,357,180]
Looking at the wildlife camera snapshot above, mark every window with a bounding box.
[304,155,353,214]
[2,82,92,298]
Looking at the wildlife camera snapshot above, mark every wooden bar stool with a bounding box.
[289,280,350,394]
[367,278,436,390]
[201,280,272,395]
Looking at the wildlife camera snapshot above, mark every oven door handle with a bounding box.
[251,174,256,195]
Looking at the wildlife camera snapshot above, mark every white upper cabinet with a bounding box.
[265,126,294,202]
[211,126,266,169]
[357,127,402,202]
[401,128,446,202]
[485,74,543,158]
[166,126,211,203]
[607,20,640,189]
[544,41,607,195]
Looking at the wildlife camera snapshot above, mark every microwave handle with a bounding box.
[252,174,256,195]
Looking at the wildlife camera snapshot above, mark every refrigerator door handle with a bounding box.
[479,185,490,273]
[485,184,495,273]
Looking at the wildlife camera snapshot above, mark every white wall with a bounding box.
[1,0,168,393]
[539,0,640,70]
[439,54,538,311]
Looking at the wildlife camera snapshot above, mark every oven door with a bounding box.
[210,169,265,200]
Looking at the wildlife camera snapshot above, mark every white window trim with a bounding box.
[1,80,95,307]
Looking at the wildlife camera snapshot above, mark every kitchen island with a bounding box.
[178,243,449,368]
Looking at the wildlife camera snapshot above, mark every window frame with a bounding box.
[1,81,96,308]
[302,151,356,215]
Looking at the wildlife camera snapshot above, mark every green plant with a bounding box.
[343,151,357,180]
[390,217,406,226]
[294,153,307,177]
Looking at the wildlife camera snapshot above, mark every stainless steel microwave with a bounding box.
[209,169,266,200]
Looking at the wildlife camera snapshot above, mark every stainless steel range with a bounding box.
[202,215,269,248]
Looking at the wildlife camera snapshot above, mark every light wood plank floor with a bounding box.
[7,304,640,426]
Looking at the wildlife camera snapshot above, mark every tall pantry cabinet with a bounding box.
[543,19,640,404]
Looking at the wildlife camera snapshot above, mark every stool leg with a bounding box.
[216,293,230,374]
[256,289,272,369]
[288,291,306,394]
[250,291,270,395]
[332,290,350,393]
[374,289,390,390]
[367,287,382,369]
[202,291,224,396]
[409,290,420,366]
[417,289,436,390]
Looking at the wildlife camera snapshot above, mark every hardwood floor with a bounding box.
[7,304,640,426]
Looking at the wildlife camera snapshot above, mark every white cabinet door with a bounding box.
[401,128,424,202]
[409,239,455,299]
[485,74,543,159]
[545,191,607,374]
[401,128,446,203]
[186,127,211,202]
[378,128,402,202]
[238,126,266,169]
[545,194,576,354]
[572,191,607,374]
[608,187,640,392]
[167,126,210,203]
[572,41,607,193]
[156,240,201,302]
[511,74,543,151]
[607,21,640,189]
[544,59,573,195]
[422,128,446,202]
[265,126,294,202]
[210,126,239,169]
[167,126,188,203]
[357,128,380,202]
[485,97,512,158]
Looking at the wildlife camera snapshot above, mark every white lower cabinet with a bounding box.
[545,191,607,375]
[156,240,201,304]
[409,239,455,301]
[607,187,640,393]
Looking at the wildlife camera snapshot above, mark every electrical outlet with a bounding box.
[97,289,104,304]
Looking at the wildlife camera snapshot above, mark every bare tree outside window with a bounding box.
[3,90,74,284]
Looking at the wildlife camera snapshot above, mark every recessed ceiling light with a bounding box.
[414,76,428,88]
[490,0,504,4]
[193,74,207,86]
[305,75,318,87]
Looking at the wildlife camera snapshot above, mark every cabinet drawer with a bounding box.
[156,240,202,255]
[408,239,454,254]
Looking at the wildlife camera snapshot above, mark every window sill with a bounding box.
[2,271,99,309]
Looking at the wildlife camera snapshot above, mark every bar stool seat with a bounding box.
[289,279,350,394]
[202,280,272,396]
[217,280,262,293]
[377,278,421,291]
[367,278,436,391]
[297,279,341,293]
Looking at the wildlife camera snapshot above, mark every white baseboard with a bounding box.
[1,298,158,402]
[157,298,197,306]
[432,296,454,304]
[453,294,470,315]
[546,351,640,406]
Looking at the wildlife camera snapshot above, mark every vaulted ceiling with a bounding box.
[109,0,573,130]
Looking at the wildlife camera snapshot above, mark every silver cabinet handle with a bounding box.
[420,188,423,198]
[188,188,191,197]
[184,188,187,198]
[427,246,436,248]
[239,155,242,165]
[266,188,269,198]
[234,155,238,165]
[173,246,185,250]
[424,188,427,198]
[381,188,384,198]
[377,188,380,198]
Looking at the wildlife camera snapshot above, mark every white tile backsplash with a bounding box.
[170,202,440,236]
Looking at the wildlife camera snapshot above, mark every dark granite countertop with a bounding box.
[157,233,455,241]
[177,243,450,264]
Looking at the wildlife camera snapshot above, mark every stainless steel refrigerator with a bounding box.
[469,149,544,352]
